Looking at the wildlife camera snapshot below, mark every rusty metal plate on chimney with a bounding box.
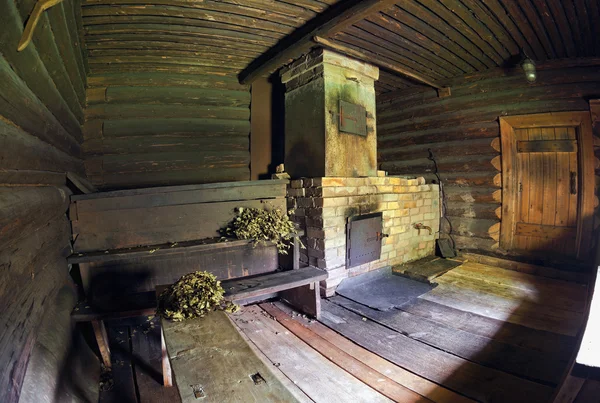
[346,213,383,268]
[339,100,367,136]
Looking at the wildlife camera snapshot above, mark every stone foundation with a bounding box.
[287,176,440,297]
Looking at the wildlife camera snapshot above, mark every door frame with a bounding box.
[499,111,594,260]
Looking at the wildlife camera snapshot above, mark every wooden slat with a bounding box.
[231,305,392,403]
[161,311,298,402]
[328,296,565,384]
[261,303,435,402]
[271,302,475,403]
[540,127,558,252]
[239,0,399,84]
[320,300,553,403]
[517,140,577,153]
[222,267,327,302]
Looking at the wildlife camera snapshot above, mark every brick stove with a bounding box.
[281,48,440,297]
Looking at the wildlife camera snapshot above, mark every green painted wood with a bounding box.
[0,56,81,156]
[0,0,83,142]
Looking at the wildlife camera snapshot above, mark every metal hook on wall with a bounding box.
[17,0,65,52]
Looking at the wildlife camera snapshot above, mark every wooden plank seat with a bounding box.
[159,266,327,390]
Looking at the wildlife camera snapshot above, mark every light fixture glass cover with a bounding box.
[521,57,536,83]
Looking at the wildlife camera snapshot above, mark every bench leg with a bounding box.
[160,326,173,387]
[280,281,321,319]
[91,320,111,368]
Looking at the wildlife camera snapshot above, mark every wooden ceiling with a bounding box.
[80,0,600,92]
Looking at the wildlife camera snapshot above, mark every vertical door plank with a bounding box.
[516,128,530,251]
[554,127,572,255]
[527,127,544,251]
[541,127,557,252]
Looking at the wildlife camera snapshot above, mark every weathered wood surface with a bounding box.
[320,300,553,403]
[261,303,433,402]
[271,301,474,403]
[330,296,565,384]
[378,63,600,257]
[71,195,285,252]
[231,305,393,403]
[0,3,85,400]
[162,310,299,402]
[83,72,251,189]
[222,267,327,302]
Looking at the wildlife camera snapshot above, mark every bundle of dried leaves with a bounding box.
[157,271,238,321]
[222,206,301,254]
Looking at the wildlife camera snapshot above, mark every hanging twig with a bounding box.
[17,0,65,52]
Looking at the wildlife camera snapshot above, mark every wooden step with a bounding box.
[223,267,327,302]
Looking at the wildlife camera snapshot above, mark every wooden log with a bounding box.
[451,234,499,253]
[89,167,249,190]
[85,150,249,175]
[85,104,249,120]
[0,170,66,186]
[0,0,83,139]
[83,134,249,156]
[0,186,71,249]
[47,3,86,103]
[444,187,501,204]
[380,138,498,162]
[442,217,500,240]
[16,0,85,123]
[92,86,250,106]
[0,119,83,174]
[100,118,249,137]
[61,0,88,84]
[87,72,249,90]
[0,236,70,403]
[0,56,81,156]
[381,155,499,175]
[446,202,501,220]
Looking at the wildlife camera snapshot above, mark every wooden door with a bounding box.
[500,112,594,260]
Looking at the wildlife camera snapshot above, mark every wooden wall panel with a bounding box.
[377,61,600,257]
[0,0,87,401]
[84,73,251,189]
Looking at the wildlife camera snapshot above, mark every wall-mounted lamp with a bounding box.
[521,57,537,83]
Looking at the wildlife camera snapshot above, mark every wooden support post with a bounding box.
[280,282,321,319]
[91,320,111,368]
[160,326,173,387]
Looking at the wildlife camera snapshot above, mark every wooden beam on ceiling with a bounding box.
[313,36,450,96]
[238,0,398,85]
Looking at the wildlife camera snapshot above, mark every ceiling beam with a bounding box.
[238,0,398,85]
[313,36,450,96]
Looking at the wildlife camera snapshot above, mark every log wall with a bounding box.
[0,0,88,401]
[83,73,251,189]
[377,61,600,257]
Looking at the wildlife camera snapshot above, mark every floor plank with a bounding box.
[422,283,582,336]
[329,296,566,385]
[320,299,554,403]
[260,302,435,403]
[101,325,138,403]
[396,298,575,360]
[270,302,475,403]
[231,305,393,403]
[130,316,181,403]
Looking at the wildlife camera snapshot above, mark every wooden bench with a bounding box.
[159,266,327,392]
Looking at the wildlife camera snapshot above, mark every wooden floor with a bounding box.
[100,260,590,403]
